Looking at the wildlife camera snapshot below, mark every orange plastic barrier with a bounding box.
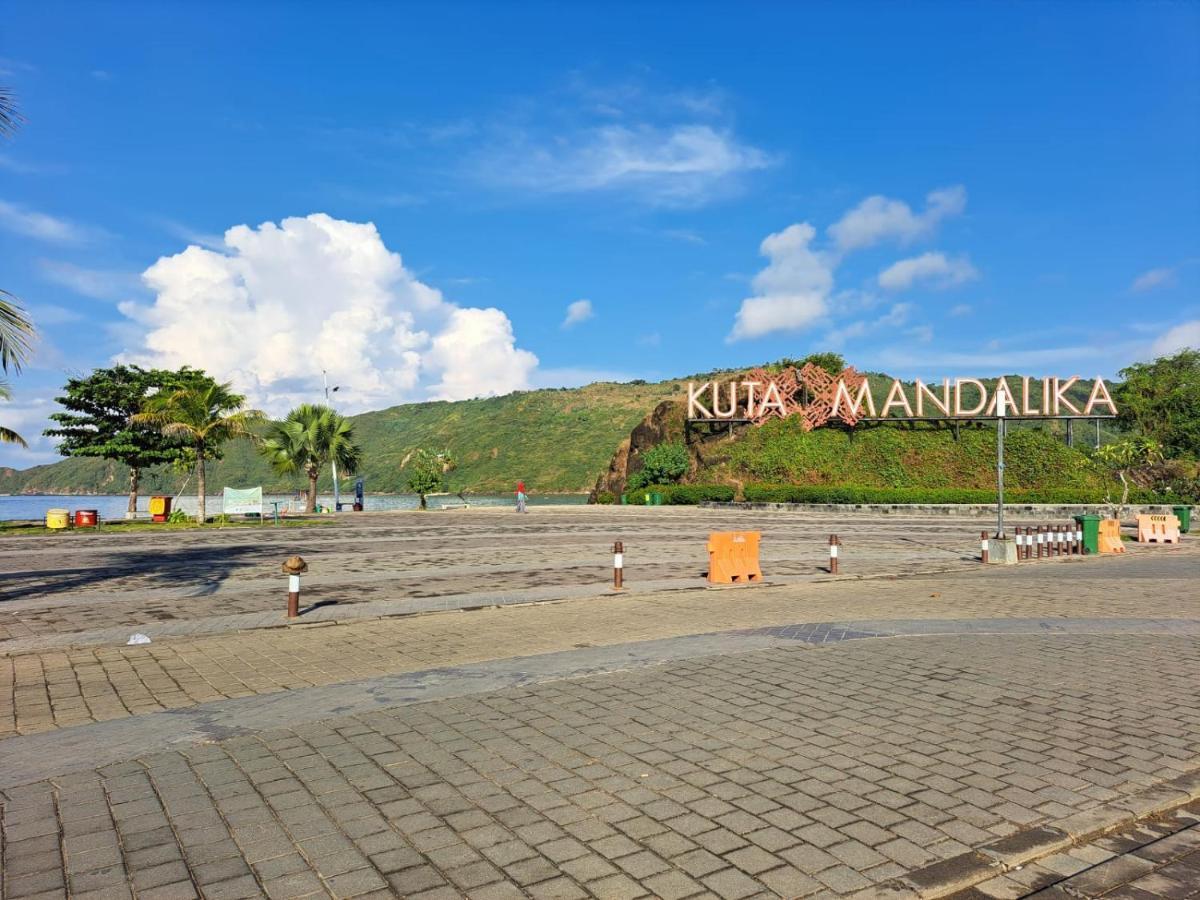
[1097,518,1125,554]
[707,531,763,584]
[1136,514,1181,544]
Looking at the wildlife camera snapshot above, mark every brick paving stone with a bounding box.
[3,544,1200,899]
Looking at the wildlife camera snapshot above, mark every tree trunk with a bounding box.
[306,468,318,513]
[128,466,140,515]
[197,453,206,523]
[1118,470,1130,519]
[419,492,427,510]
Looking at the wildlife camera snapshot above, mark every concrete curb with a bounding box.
[850,769,1200,898]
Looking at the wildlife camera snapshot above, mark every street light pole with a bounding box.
[323,370,341,512]
[996,390,1006,540]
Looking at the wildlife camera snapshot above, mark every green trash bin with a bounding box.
[620,494,628,505]
[1075,514,1101,555]
[1173,505,1191,533]
[650,492,664,506]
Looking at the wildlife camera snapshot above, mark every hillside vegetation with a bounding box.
[705,416,1108,493]
[596,394,1130,502]
[0,381,682,495]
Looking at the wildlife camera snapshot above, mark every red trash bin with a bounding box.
[74,509,98,527]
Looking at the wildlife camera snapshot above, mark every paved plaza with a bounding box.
[1,506,1197,898]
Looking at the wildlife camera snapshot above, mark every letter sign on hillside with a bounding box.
[686,364,1117,431]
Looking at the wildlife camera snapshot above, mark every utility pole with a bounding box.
[323,370,341,512]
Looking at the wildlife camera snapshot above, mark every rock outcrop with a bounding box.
[590,400,685,500]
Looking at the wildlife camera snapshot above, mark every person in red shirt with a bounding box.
[516,481,527,513]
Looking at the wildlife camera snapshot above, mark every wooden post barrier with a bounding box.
[980,530,989,564]
[829,534,840,574]
[612,541,624,589]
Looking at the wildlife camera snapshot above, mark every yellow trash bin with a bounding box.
[46,508,69,529]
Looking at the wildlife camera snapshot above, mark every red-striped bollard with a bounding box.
[1074,521,1083,554]
[282,556,307,618]
[1057,525,1066,557]
[1016,526,1026,560]
[1036,525,1045,559]
[1049,525,1058,557]
[613,541,624,590]
[980,530,989,564]
[829,534,840,574]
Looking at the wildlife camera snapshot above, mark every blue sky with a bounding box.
[2,1,1198,467]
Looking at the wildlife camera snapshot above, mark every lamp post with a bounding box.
[323,371,341,512]
[996,390,1007,540]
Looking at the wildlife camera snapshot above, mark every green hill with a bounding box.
[0,380,683,496]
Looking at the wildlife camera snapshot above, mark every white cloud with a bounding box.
[824,303,914,348]
[478,124,771,207]
[949,303,973,317]
[37,259,142,300]
[118,213,538,414]
[728,223,835,341]
[1131,267,1176,292]
[530,366,640,388]
[878,252,978,291]
[562,299,595,329]
[828,185,966,252]
[25,304,83,326]
[424,308,538,401]
[906,325,934,343]
[1151,320,1200,356]
[662,228,706,245]
[0,394,60,466]
[0,199,91,243]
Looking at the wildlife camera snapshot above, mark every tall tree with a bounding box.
[1115,350,1200,459]
[259,404,362,513]
[44,366,203,513]
[133,381,262,522]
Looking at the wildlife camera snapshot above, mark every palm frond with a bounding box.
[0,86,22,138]
[0,424,27,446]
[0,292,35,374]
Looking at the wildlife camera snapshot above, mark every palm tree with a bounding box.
[1,87,35,445]
[260,404,362,513]
[133,381,262,522]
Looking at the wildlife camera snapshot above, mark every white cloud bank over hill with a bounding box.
[118,214,537,414]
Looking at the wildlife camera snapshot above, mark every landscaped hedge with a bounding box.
[623,484,736,505]
[741,484,1192,505]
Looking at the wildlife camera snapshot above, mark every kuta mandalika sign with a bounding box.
[687,363,1118,430]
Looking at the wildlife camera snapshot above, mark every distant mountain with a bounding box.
[0,380,684,496]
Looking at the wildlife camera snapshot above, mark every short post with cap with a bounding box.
[828,534,840,574]
[612,541,624,590]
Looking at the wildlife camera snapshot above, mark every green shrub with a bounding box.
[740,484,1189,505]
[594,490,616,505]
[623,483,734,505]
[638,442,690,485]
